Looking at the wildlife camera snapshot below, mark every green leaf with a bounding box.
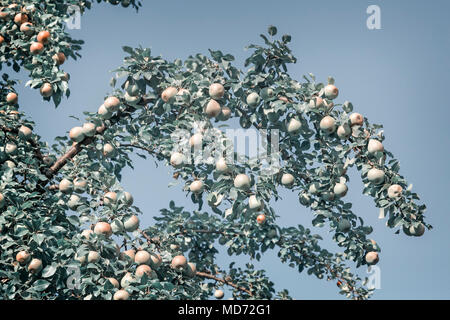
[33,279,50,292]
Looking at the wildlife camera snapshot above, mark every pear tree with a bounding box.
[0,1,430,300]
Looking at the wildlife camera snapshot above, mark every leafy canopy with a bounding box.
[0,1,429,300]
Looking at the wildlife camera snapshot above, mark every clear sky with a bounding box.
[13,0,450,299]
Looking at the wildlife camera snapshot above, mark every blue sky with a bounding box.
[13,0,450,299]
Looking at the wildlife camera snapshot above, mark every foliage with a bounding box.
[0,2,429,300]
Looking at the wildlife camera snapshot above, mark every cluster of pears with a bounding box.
[161,83,232,121]
[91,190,136,237]
[0,4,69,99]
[68,96,121,157]
[112,251,195,300]
[0,123,35,210]
[14,250,43,275]
[312,85,406,201]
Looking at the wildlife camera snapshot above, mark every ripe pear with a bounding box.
[189,133,203,148]
[219,106,232,121]
[104,96,120,112]
[337,124,351,139]
[287,118,302,134]
[161,86,178,103]
[368,139,384,154]
[52,52,66,65]
[73,178,87,193]
[387,184,403,199]
[69,126,85,143]
[123,215,139,232]
[94,222,112,237]
[5,142,17,154]
[135,264,152,278]
[190,180,204,193]
[333,183,348,198]
[40,83,53,98]
[278,96,289,103]
[75,253,86,264]
[98,104,113,119]
[0,8,9,20]
[171,255,187,269]
[309,97,324,109]
[185,262,197,278]
[234,174,251,190]
[36,30,50,44]
[30,42,43,55]
[87,251,100,263]
[246,92,261,107]
[349,113,364,126]
[281,173,295,186]
[260,87,274,100]
[409,223,425,237]
[214,289,224,299]
[256,214,266,224]
[215,157,228,172]
[81,229,93,239]
[67,194,80,210]
[170,152,184,168]
[135,250,151,265]
[6,92,18,104]
[319,116,336,134]
[149,254,162,268]
[365,251,379,265]
[82,123,96,137]
[121,249,136,261]
[124,92,141,105]
[3,160,15,169]
[16,251,31,265]
[324,84,339,100]
[248,195,263,210]
[209,83,225,100]
[14,13,28,25]
[103,191,117,206]
[28,258,43,274]
[0,193,5,209]
[61,72,70,82]
[59,178,73,193]
[113,289,129,300]
[107,278,119,289]
[103,143,115,157]
[205,99,221,118]
[18,125,32,140]
[120,272,134,288]
[367,168,385,185]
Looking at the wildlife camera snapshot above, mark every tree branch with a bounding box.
[44,101,150,180]
[195,271,253,297]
